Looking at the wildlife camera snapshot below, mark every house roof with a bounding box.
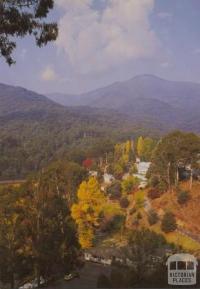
[85,246,125,259]
[137,162,151,171]
[104,173,115,178]
[133,173,147,181]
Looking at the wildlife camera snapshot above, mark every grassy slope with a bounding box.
[149,181,200,252]
[125,183,200,253]
[151,224,200,252]
[151,181,200,236]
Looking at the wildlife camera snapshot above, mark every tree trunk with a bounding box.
[167,162,171,192]
[105,152,108,165]
[176,167,179,186]
[190,169,193,190]
[36,212,41,288]
[34,264,40,288]
[99,157,103,169]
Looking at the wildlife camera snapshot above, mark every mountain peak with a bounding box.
[129,74,166,82]
[46,75,200,133]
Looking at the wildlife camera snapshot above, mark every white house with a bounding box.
[133,173,147,182]
[131,161,151,189]
[136,162,151,176]
[84,252,112,266]
[84,247,127,267]
[103,173,115,184]
[89,170,98,177]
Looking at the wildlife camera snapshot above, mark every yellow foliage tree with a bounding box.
[125,140,132,155]
[114,140,135,164]
[71,177,106,249]
[137,136,156,160]
[137,136,145,158]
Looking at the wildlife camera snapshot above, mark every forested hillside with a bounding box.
[0,83,156,180]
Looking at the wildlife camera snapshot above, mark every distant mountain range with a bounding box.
[0,82,147,180]
[47,75,200,132]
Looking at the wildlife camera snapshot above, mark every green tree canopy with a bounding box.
[0,0,58,64]
[122,176,139,194]
[161,211,177,233]
[126,229,167,282]
[19,169,80,285]
[0,161,82,288]
[0,186,26,289]
[149,131,200,190]
[136,136,156,161]
[37,160,87,205]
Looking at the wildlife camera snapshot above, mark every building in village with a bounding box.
[103,173,115,184]
[133,159,151,189]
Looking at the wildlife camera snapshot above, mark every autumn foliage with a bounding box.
[71,177,106,248]
[82,158,93,169]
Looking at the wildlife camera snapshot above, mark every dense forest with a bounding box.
[0,83,159,180]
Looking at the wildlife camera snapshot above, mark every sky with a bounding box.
[1,0,200,94]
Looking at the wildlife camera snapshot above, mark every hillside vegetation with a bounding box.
[0,83,156,180]
[151,181,200,237]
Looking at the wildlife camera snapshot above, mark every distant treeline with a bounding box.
[0,110,158,180]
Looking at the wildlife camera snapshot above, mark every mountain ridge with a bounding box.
[1,81,157,180]
[47,75,200,132]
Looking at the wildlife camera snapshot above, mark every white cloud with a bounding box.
[41,66,57,81]
[56,0,160,74]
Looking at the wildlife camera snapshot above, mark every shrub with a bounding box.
[100,214,125,233]
[148,189,162,199]
[132,218,139,226]
[112,215,125,231]
[135,191,145,208]
[136,212,142,220]
[120,197,130,208]
[113,163,124,179]
[148,209,159,225]
[149,175,160,188]
[130,164,138,174]
[177,190,190,205]
[106,181,122,200]
[122,176,139,194]
[157,180,168,193]
[129,207,137,215]
[161,212,177,233]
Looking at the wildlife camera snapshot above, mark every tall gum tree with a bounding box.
[0,0,58,65]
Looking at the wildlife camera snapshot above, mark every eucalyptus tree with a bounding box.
[0,0,57,64]
[149,131,200,191]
